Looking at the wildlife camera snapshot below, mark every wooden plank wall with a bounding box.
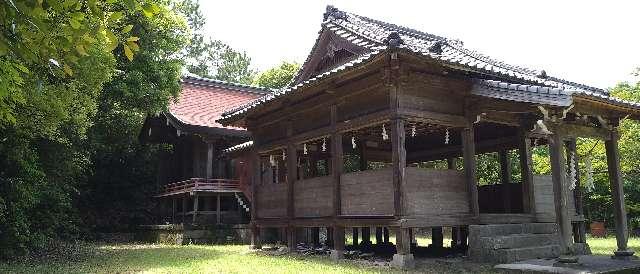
[399,74,467,116]
[533,175,576,222]
[256,183,287,218]
[294,176,333,217]
[404,167,469,216]
[340,168,394,216]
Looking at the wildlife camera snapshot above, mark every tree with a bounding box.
[253,61,300,89]
[0,0,175,259]
[175,0,255,84]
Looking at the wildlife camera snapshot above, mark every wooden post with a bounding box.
[549,129,572,253]
[391,118,406,216]
[330,105,344,259]
[312,227,320,247]
[192,193,199,224]
[462,127,480,216]
[391,227,415,268]
[375,227,383,244]
[361,227,372,245]
[518,130,535,214]
[432,227,443,248]
[447,157,457,170]
[499,149,512,213]
[216,194,221,224]
[171,197,176,224]
[249,148,261,249]
[383,227,390,243]
[352,228,359,247]
[330,226,345,260]
[359,139,367,171]
[605,128,635,258]
[206,143,214,179]
[182,195,187,224]
[286,142,297,250]
[566,139,586,244]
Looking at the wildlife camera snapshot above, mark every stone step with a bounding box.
[470,223,558,237]
[492,244,561,263]
[480,233,559,250]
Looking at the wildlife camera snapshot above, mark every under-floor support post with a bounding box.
[250,225,261,249]
[383,227,390,243]
[361,226,372,245]
[392,228,415,269]
[431,227,443,248]
[287,226,296,251]
[375,227,383,244]
[330,226,345,260]
[352,227,359,247]
[312,227,320,247]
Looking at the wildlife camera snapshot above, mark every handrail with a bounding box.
[157,178,241,196]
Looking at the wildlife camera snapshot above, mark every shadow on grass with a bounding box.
[0,243,223,274]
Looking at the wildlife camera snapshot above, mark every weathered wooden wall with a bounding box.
[399,74,467,116]
[340,168,394,216]
[294,176,333,217]
[404,167,469,216]
[256,183,287,218]
[533,175,576,222]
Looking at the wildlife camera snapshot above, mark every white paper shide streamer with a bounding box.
[382,124,388,140]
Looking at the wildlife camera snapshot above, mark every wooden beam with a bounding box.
[605,129,634,256]
[391,118,406,217]
[399,108,467,127]
[549,128,572,253]
[407,136,519,163]
[563,123,611,140]
[462,126,480,216]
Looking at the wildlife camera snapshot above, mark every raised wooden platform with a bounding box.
[155,178,242,197]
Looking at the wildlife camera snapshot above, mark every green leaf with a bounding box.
[63,64,73,76]
[108,11,123,22]
[15,64,29,73]
[76,44,88,56]
[106,30,118,51]
[123,44,133,61]
[127,41,139,52]
[122,24,133,33]
[70,18,81,29]
[126,36,139,42]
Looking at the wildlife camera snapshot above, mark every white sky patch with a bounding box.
[200,0,640,89]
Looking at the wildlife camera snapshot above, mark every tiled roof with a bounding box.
[168,76,268,131]
[219,6,640,124]
[471,79,574,107]
[222,141,254,154]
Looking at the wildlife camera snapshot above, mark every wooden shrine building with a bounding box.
[141,75,269,226]
[218,6,640,267]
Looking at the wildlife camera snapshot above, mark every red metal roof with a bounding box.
[169,78,266,131]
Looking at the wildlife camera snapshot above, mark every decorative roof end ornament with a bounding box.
[384,31,404,49]
[537,70,548,79]
[428,40,445,54]
[323,5,346,21]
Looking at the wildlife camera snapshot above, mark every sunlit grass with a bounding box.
[587,236,640,255]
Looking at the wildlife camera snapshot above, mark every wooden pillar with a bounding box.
[312,227,320,247]
[352,228,359,247]
[329,105,344,259]
[192,194,199,224]
[549,130,572,253]
[451,227,461,248]
[375,227,383,244]
[286,140,297,250]
[391,118,406,216]
[171,197,177,224]
[566,139,586,244]
[462,126,479,216]
[206,143,214,179]
[605,128,635,257]
[359,139,367,171]
[182,195,187,224]
[216,194,221,224]
[447,157,457,170]
[327,227,334,248]
[249,148,261,249]
[391,227,415,268]
[361,227,372,245]
[518,131,535,214]
[383,227,390,243]
[330,226,345,260]
[431,227,443,248]
[499,149,512,213]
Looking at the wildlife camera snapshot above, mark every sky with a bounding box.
[199,0,640,89]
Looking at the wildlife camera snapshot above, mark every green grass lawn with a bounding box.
[1,237,636,274]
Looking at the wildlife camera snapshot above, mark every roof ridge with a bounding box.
[182,74,273,94]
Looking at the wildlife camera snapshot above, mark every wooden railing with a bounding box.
[156,178,241,197]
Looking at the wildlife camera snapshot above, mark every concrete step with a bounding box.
[480,233,559,250]
[470,223,558,237]
[492,244,561,263]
